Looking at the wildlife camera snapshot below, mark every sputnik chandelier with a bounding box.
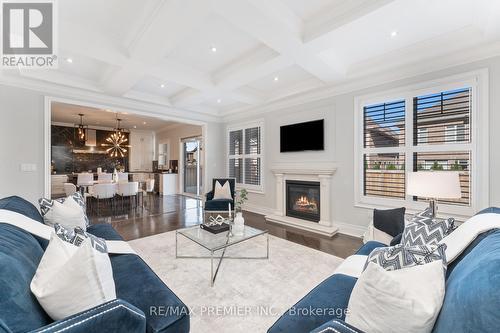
[102,117,130,157]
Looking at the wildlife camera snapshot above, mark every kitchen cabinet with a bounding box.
[158,173,178,195]
[129,130,154,171]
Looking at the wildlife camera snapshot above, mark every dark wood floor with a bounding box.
[89,194,362,259]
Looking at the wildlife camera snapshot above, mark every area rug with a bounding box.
[129,230,343,333]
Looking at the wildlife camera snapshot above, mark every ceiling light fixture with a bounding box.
[160,84,165,88]
[143,121,147,125]
[66,58,73,63]
[102,116,130,158]
[217,99,222,103]
[75,113,87,143]
[210,46,217,53]
[274,76,279,82]
[390,31,398,38]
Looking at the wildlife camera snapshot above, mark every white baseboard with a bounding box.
[242,203,275,216]
[335,221,366,238]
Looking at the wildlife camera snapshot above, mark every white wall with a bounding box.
[0,85,46,204]
[156,124,202,162]
[225,56,500,236]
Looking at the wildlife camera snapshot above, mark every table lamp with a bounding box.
[407,171,462,217]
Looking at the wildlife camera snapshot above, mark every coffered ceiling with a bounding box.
[2,0,500,120]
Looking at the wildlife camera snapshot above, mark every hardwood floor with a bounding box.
[89,194,363,259]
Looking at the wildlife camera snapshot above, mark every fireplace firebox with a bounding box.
[286,180,320,222]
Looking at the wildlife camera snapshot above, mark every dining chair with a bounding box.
[91,183,116,216]
[117,172,129,183]
[97,173,113,183]
[77,173,94,195]
[117,182,139,211]
[63,183,77,196]
[142,179,155,210]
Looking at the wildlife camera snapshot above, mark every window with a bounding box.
[228,123,263,191]
[356,72,488,217]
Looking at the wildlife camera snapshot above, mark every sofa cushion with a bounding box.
[364,243,447,271]
[204,198,233,211]
[111,254,189,333]
[373,207,405,237]
[86,224,189,332]
[0,196,49,249]
[432,229,500,333]
[0,224,51,332]
[268,274,356,333]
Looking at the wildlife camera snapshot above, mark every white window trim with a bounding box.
[354,69,489,220]
[227,120,265,193]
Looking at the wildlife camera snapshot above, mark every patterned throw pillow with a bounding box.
[39,192,90,227]
[401,209,455,247]
[54,223,107,253]
[365,243,447,271]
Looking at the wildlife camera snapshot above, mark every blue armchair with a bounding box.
[204,178,236,213]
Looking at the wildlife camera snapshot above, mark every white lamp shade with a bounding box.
[407,172,462,199]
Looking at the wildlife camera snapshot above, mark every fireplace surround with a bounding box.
[265,162,338,237]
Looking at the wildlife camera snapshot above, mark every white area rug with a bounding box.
[130,230,343,333]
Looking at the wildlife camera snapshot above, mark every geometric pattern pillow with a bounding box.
[39,192,90,227]
[401,209,455,247]
[54,223,107,253]
[364,243,447,272]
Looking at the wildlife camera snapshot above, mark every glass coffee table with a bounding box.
[175,225,269,286]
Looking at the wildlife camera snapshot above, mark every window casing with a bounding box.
[355,71,489,218]
[227,122,264,192]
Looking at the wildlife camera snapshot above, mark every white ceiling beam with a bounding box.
[102,0,211,95]
[127,0,211,61]
[303,0,396,52]
[60,22,214,95]
[212,0,344,83]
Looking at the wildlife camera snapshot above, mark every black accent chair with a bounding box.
[204,178,236,214]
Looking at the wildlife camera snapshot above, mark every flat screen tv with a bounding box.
[280,119,324,152]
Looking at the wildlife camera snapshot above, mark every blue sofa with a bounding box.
[268,208,500,333]
[0,196,189,333]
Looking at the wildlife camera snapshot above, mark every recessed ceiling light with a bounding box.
[160,84,165,88]
[66,58,73,63]
[143,121,147,125]
[274,76,279,82]
[217,99,222,104]
[390,31,398,38]
[210,46,217,53]
[133,125,137,129]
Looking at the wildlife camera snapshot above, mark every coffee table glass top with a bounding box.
[177,225,267,252]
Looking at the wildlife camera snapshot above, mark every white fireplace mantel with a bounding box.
[265,162,339,237]
[270,162,337,176]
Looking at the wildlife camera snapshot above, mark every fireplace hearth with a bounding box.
[286,180,320,222]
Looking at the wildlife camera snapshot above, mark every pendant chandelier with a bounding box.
[102,117,130,158]
[75,113,88,143]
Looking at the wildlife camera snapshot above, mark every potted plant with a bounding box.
[233,189,248,235]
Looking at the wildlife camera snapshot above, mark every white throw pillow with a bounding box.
[31,234,116,320]
[42,196,87,230]
[213,181,232,200]
[345,261,445,333]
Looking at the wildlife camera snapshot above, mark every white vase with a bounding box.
[233,212,245,235]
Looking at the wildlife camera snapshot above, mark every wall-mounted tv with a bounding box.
[280,119,324,152]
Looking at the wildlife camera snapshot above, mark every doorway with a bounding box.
[181,137,203,197]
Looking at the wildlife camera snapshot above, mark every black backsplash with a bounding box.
[51,125,129,174]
